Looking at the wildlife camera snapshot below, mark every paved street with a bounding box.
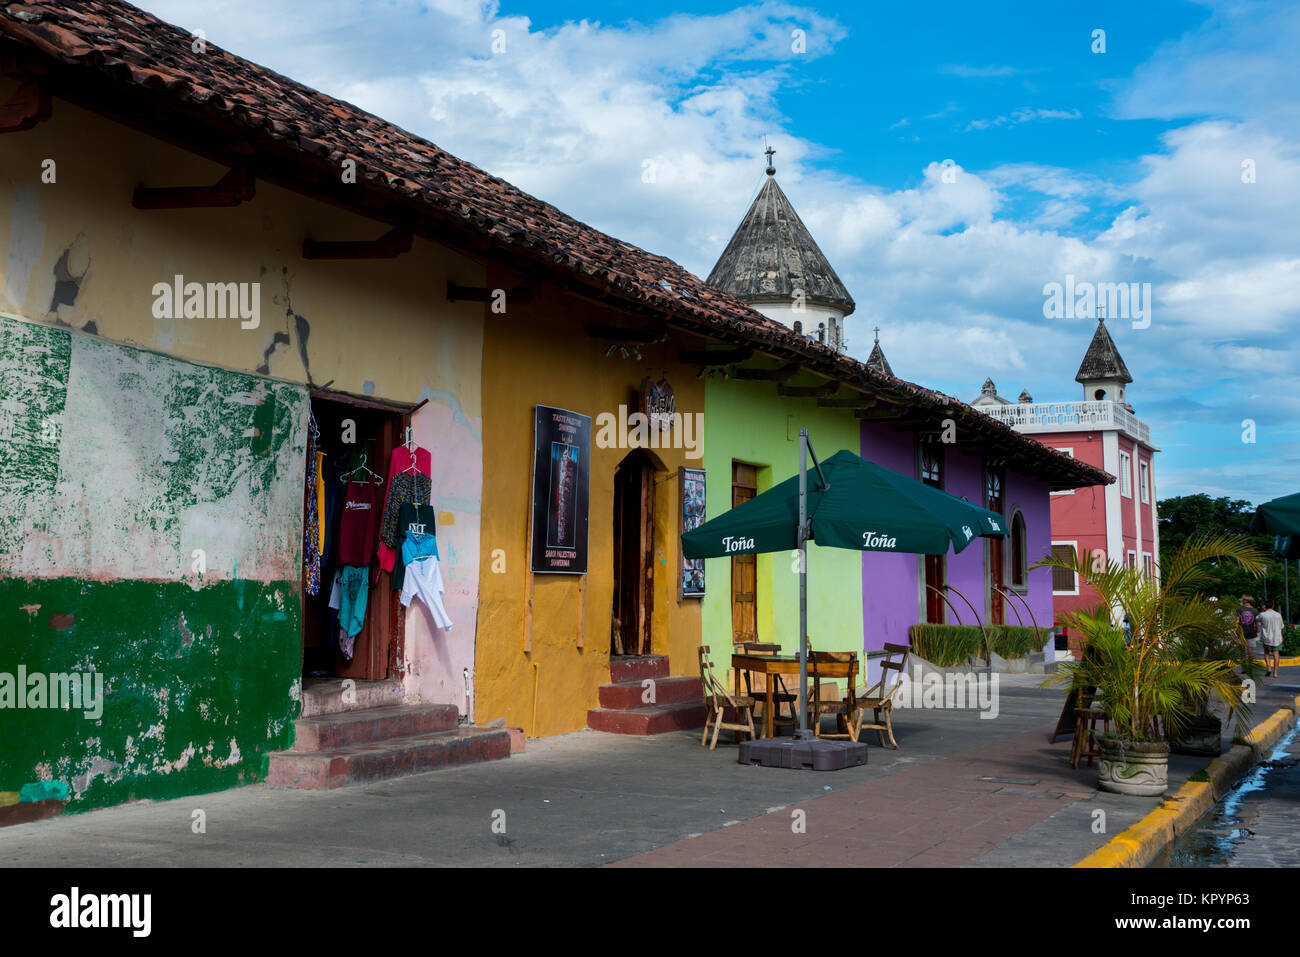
[1156,675,1300,869]
[1,671,1293,867]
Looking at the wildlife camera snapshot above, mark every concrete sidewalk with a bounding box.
[1,672,1291,867]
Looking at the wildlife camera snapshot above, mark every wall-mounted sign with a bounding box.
[640,376,675,433]
[530,405,591,574]
[680,467,706,597]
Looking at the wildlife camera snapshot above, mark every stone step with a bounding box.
[265,726,512,790]
[609,655,670,683]
[291,704,460,752]
[587,701,707,735]
[597,675,703,711]
[300,677,403,717]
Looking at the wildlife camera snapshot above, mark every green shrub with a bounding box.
[989,624,1051,659]
[907,624,982,667]
[907,624,1051,666]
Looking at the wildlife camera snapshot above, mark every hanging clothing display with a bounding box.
[316,451,326,553]
[378,445,432,574]
[399,533,453,630]
[303,427,322,596]
[391,502,438,593]
[337,475,380,566]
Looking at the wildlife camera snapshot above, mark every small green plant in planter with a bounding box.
[1037,535,1266,796]
[1169,598,1262,756]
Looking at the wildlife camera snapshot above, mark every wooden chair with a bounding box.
[805,640,859,740]
[736,641,799,734]
[698,645,757,750]
[1070,689,1110,770]
[849,642,908,749]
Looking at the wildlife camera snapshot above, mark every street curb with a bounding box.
[1073,692,1300,868]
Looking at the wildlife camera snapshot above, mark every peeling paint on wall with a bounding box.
[0,316,306,582]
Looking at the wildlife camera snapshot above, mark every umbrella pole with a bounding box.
[797,428,810,738]
[1286,561,1292,624]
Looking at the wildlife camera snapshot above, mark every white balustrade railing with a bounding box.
[980,400,1150,444]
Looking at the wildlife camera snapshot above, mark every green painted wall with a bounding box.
[0,315,307,811]
[0,578,300,810]
[701,374,863,669]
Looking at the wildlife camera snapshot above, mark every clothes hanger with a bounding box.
[402,426,424,474]
[340,452,384,486]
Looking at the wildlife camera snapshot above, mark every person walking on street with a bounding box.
[1237,595,1258,653]
[1258,599,1284,678]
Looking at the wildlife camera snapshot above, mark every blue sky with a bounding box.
[142,0,1300,504]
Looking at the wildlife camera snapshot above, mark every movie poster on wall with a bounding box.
[530,405,591,574]
[680,467,706,597]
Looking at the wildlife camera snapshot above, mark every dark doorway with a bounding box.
[302,392,410,681]
[611,449,656,655]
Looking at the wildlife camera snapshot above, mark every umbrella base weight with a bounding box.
[738,738,867,771]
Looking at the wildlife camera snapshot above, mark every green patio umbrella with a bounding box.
[683,434,1007,739]
[1250,492,1300,618]
[683,448,1007,560]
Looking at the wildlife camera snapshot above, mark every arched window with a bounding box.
[1010,510,1028,589]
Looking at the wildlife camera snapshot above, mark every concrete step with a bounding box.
[300,677,403,717]
[587,701,707,735]
[265,726,512,790]
[609,655,670,683]
[291,704,459,752]
[597,675,703,710]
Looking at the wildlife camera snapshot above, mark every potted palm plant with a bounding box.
[1038,535,1266,796]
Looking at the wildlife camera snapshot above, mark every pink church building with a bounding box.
[974,317,1158,655]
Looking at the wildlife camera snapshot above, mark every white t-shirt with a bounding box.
[1257,608,1284,647]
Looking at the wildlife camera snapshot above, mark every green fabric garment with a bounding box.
[681,448,1007,560]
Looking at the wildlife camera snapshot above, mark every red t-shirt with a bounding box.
[337,478,379,566]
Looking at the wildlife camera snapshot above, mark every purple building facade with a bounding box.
[859,418,1057,672]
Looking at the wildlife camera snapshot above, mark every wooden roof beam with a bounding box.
[732,363,800,382]
[0,81,50,133]
[133,167,255,209]
[680,346,753,365]
[777,383,840,398]
[303,225,413,260]
[587,324,668,343]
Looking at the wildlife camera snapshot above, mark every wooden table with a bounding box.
[731,652,859,739]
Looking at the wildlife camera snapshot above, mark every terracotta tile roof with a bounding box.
[0,0,1111,490]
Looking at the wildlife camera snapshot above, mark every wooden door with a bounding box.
[613,451,655,655]
[731,463,758,644]
[924,554,945,624]
[985,467,1005,626]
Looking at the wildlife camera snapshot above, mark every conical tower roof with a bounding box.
[707,163,855,316]
[865,328,894,377]
[1074,317,1132,384]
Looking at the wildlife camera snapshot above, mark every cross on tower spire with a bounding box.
[764,145,775,176]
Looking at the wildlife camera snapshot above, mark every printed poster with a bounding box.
[530,405,591,574]
[680,467,706,597]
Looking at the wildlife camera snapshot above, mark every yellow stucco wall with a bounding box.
[0,77,485,406]
[474,268,705,736]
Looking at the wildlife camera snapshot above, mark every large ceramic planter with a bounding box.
[1171,716,1223,757]
[1098,737,1169,796]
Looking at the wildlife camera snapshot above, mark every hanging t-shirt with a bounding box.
[337,477,379,566]
[399,545,453,631]
[392,503,438,592]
